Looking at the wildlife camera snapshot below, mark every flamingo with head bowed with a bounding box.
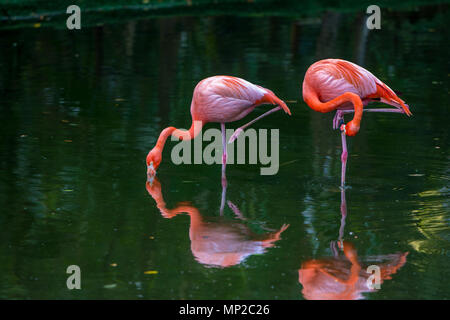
[146,76,291,181]
[302,59,412,187]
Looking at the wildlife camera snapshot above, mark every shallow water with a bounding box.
[0,6,449,299]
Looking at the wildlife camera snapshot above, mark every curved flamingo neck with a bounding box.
[303,86,363,135]
[153,120,204,155]
[155,127,176,151]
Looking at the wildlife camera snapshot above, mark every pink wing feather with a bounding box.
[191,76,289,123]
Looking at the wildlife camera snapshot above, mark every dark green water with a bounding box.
[0,6,449,299]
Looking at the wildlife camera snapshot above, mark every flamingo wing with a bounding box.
[306,59,411,115]
[192,76,290,123]
[368,81,412,115]
[305,59,376,101]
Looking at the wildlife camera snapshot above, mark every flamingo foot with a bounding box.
[228,128,243,143]
[333,110,344,130]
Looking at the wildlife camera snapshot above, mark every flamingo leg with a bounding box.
[333,108,406,129]
[221,123,228,188]
[228,106,281,143]
[363,108,408,113]
[220,123,228,216]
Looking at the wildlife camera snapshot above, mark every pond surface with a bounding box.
[0,6,449,299]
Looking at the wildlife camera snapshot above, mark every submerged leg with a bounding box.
[228,106,281,143]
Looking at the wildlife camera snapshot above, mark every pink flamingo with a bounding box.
[302,59,412,187]
[146,76,291,183]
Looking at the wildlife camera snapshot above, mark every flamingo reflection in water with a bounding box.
[298,188,408,300]
[146,177,289,268]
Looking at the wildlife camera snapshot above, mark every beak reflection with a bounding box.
[147,162,156,177]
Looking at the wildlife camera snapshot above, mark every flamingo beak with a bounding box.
[147,161,156,177]
[338,119,346,134]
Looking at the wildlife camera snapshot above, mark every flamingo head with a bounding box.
[146,147,162,176]
[341,120,360,137]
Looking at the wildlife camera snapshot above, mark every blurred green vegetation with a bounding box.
[1,0,448,30]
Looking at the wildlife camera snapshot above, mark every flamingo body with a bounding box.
[304,59,377,104]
